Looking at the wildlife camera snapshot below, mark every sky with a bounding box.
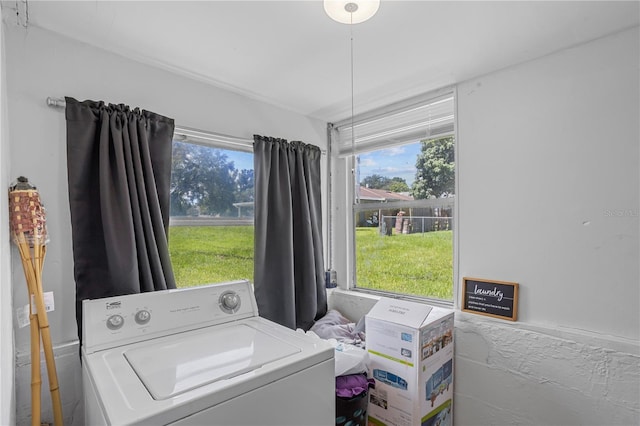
[358,141,422,187]
[220,141,423,187]
[225,150,253,172]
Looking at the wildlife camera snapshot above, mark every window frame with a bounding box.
[168,127,255,288]
[329,87,459,308]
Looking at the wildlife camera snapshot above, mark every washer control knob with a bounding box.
[106,314,124,330]
[219,291,241,314]
[135,310,151,325]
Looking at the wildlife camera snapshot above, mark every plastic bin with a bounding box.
[335,373,375,426]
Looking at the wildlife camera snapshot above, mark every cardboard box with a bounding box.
[365,298,454,426]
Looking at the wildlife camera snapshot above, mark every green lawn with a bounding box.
[168,226,254,287]
[168,225,453,300]
[355,228,453,300]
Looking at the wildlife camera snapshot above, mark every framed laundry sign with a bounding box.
[461,277,519,321]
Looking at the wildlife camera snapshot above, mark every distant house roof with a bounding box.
[358,186,414,202]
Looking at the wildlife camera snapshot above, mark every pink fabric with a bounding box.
[335,374,375,398]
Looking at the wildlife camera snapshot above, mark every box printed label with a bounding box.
[373,369,409,390]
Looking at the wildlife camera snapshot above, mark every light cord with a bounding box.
[350,11,359,204]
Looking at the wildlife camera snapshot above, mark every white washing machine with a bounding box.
[82,280,335,425]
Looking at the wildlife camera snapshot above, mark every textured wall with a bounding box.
[329,289,640,426]
[455,314,639,425]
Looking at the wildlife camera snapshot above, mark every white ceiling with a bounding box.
[23,1,640,123]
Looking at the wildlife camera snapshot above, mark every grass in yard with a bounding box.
[168,225,453,300]
[355,228,453,300]
[168,226,254,288]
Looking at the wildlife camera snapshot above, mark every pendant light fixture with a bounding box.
[324,0,379,209]
[324,0,380,24]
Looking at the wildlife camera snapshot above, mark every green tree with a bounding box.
[361,174,390,189]
[412,136,455,199]
[361,174,409,192]
[387,177,410,193]
[234,169,254,202]
[170,142,238,216]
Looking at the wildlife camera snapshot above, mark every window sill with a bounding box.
[327,287,454,322]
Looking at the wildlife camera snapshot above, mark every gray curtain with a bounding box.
[65,97,176,342]
[253,135,327,331]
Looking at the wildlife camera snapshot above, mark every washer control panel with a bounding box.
[135,309,151,325]
[219,290,241,314]
[82,280,257,354]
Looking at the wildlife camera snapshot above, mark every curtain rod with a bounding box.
[47,97,66,108]
[46,97,254,149]
[46,97,326,154]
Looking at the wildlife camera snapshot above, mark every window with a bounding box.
[333,89,455,301]
[168,134,254,288]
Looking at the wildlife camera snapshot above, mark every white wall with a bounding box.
[453,26,639,425]
[0,5,16,425]
[3,23,326,425]
[457,27,639,340]
[330,26,639,426]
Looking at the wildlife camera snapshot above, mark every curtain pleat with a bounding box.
[253,135,326,331]
[65,97,176,343]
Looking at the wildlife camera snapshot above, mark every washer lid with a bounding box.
[123,323,301,400]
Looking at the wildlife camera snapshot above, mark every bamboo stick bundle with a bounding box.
[16,237,41,426]
[9,177,63,426]
[21,249,42,426]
